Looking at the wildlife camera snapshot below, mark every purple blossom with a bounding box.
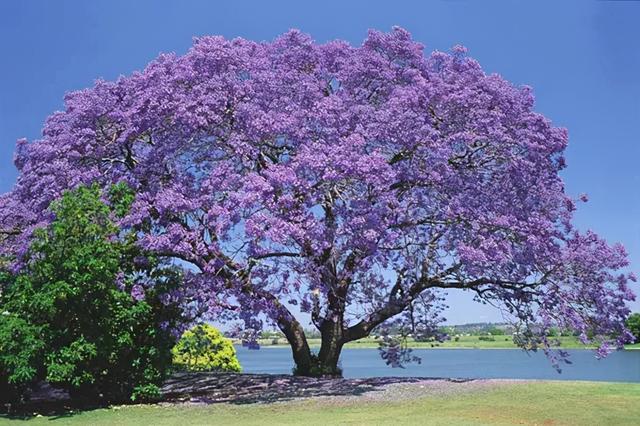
[115,270,126,291]
[130,284,145,302]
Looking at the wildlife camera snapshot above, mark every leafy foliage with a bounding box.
[0,185,183,402]
[0,312,45,399]
[626,313,640,343]
[172,324,241,372]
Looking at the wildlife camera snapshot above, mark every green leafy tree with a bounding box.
[0,184,184,403]
[486,327,506,336]
[626,313,640,343]
[173,324,241,372]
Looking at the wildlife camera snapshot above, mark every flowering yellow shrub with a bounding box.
[172,324,241,372]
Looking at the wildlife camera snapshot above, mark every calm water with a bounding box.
[235,347,640,382]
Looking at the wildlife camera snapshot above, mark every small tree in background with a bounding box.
[173,324,241,372]
[626,313,640,343]
[486,327,506,336]
[0,185,184,403]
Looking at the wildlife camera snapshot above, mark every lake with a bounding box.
[235,347,640,382]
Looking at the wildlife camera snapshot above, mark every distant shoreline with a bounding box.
[241,343,640,351]
[231,336,640,351]
[236,344,640,351]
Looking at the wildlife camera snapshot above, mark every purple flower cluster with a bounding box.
[130,284,145,301]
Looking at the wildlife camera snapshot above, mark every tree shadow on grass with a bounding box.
[161,372,473,405]
[1,401,109,421]
[1,373,474,418]
[1,381,122,420]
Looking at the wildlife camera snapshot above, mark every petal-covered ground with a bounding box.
[161,372,500,405]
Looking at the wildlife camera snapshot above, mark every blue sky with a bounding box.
[1,0,638,324]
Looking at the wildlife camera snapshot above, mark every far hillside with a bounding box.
[230,322,640,350]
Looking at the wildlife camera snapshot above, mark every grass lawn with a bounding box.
[254,335,640,350]
[2,381,638,425]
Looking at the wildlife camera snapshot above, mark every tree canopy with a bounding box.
[0,28,635,376]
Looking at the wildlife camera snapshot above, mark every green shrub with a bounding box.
[131,383,162,402]
[0,184,184,403]
[626,313,640,343]
[172,324,241,372]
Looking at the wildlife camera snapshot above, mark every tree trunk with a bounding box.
[277,314,314,376]
[316,319,345,377]
[280,315,346,377]
[279,282,409,377]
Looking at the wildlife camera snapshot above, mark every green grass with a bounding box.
[2,381,638,425]
[253,335,640,350]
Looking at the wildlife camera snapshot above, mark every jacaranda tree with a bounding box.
[0,28,635,376]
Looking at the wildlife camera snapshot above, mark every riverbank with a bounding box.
[240,335,640,350]
[2,373,638,425]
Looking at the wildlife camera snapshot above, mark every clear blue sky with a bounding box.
[1,0,638,324]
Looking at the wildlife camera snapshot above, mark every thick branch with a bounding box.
[249,251,300,260]
[346,270,543,342]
